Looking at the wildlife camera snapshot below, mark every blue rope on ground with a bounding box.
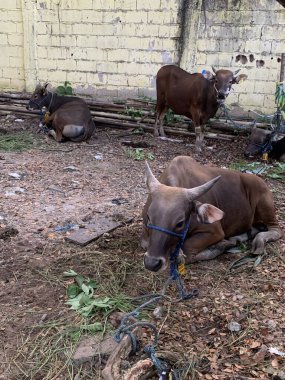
[114,217,198,377]
[114,295,162,354]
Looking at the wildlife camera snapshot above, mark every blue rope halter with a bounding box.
[147,217,198,300]
[29,92,52,110]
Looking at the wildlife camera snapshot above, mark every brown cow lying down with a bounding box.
[27,83,95,142]
[141,156,282,272]
[244,126,285,162]
[154,65,247,150]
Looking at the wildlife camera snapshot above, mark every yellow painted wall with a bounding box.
[0,0,284,114]
[0,0,25,90]
[1,0,181,99]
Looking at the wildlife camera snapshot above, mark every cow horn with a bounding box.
[211,66,217,74]
[145,161,160,193]
[185,175,221,200]
[234,69,241,75]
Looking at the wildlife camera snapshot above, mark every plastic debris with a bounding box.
[63,166,79,172]
[228,321,241,332]
[94,153,103,160]
[9,172,26,180]
[5,187,26,196]
[269,347,285,357]
[111,198,128,205]
[153,306,164,319]
[54,223,78,232]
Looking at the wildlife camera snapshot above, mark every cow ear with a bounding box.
[202,70,214,81]
[43,82,49,95]
[234,74,247,84]
[194,201,224,224]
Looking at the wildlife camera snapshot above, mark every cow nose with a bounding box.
[144,255,163,272]
[218,91,225,100]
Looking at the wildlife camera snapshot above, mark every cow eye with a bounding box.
[34,95,38,99]
[176,221,184,229]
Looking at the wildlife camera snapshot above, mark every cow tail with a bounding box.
[70,118,96,142]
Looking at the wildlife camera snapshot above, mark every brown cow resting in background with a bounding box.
[154,65,247,150]
[141,156,282,272]
[244,126,285,162]
[27,83,95,142]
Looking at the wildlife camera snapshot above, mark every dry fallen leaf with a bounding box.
[250,340,262,349]
[271,358,279,368]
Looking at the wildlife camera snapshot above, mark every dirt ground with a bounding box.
[0,115,284,380]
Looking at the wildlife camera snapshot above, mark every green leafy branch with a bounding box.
[64,270,132,318]
[56,81,74,96]
[126,148,154,161]
[275,82,285,120]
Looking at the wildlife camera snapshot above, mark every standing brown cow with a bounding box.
[154,65,247,150]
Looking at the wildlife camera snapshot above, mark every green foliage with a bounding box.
[164,108,184,124]
[267,162,285,179]
[123,106,143,118]
[55,81,73,96]
[0,132,39,152]
[229,161,285,180]
[126,148,154,161]
[64,270,132,318]
[275,82,285,120]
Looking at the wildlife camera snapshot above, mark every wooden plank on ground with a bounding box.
[65,216,126,246]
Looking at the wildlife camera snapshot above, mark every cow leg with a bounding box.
[251,195,283,255]
[185,239,236,263]
[48,129,56,140]
[182,223,227,262]
[228,227,260,245]
[195,126,205,151]
[154,106,168,137]
[191,107,205,151]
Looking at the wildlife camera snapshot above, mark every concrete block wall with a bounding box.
[0,0,284,114]
[0,0,25,90]
[28,0,181,99]
[194,0,285,114]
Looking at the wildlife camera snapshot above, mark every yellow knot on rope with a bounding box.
[44,111,50,123]
[178,263,185,276]
[262,152,268,161]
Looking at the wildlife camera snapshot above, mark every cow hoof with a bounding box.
[195,145,203,153]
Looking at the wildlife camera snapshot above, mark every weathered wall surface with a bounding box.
[0,0,182,99]
[0,0,25,90]
[0,0,284,114]
[193,0,285,114]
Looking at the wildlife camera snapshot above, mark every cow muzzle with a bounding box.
[244,150,255,158]
[218,91,226,101]
[144,253,166,272]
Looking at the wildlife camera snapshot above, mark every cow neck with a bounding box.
[209,83,223,114]
[46,92,54,112]
[48,94,79,114]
